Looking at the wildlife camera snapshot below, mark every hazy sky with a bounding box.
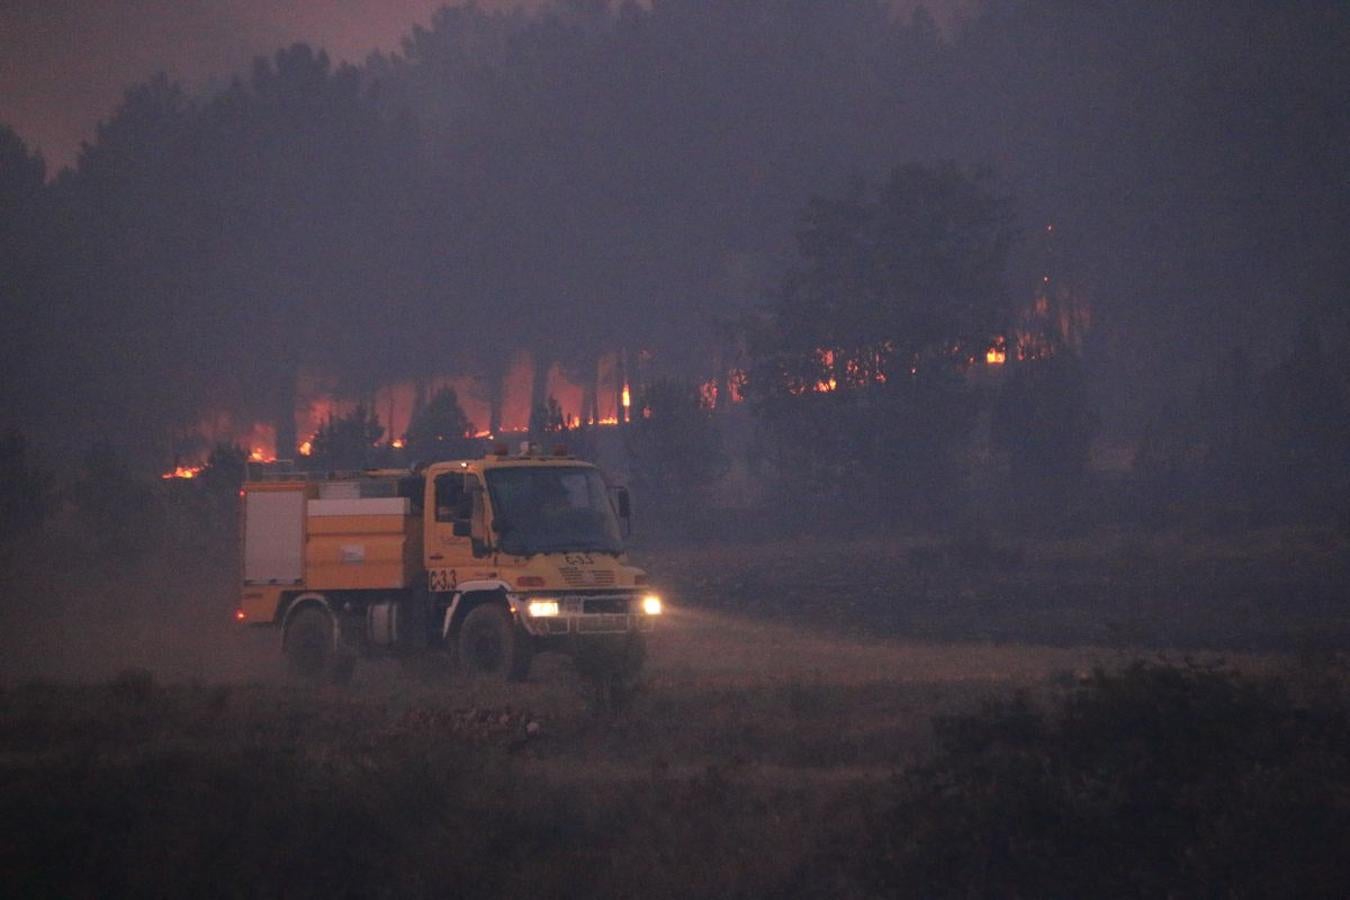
[0,0,964,172]
[0,0,515,170]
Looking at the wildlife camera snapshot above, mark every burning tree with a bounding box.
[404,388,476,463]
[749,163,1013,517]
[307,405,384,471]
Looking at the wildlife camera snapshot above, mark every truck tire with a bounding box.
[457,603,532,681]
[284,607,355,684]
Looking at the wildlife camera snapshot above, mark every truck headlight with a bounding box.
[527,599,560,618]
[641,594,663,616]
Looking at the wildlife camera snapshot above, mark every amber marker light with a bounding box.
[234,608,247,623]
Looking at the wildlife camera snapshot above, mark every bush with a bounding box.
[851,663,1350,897]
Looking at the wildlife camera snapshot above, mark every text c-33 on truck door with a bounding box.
[429,568,457,592]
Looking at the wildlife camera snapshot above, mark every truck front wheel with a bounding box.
[457,603,532,681]
[284,607,354,684]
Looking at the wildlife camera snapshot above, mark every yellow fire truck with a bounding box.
[235,443,660,681]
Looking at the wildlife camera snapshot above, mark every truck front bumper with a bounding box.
[508,592,660,637]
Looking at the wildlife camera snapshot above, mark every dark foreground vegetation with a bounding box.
[2,660,1348,897]
[3,485,1350,895]
[859,662,1350,897]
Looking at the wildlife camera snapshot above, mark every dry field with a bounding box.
[1,528,1346,895]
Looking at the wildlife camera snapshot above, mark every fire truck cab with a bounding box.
[236,444,659,682]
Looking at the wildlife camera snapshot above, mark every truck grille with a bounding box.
[576,614,630,634]
[583,596,631,615]
[558,567,616,588]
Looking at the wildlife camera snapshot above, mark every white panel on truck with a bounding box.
[244,490,305,584]
[318,482,360,500]
[307,498,410,517]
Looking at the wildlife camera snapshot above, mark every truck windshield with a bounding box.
[486,466,623,556]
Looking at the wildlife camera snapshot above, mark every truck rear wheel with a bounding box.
[284,607,354,684]
[457,603,532,681]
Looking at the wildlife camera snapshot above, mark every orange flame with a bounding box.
[986,336,1007,365]
[814,349,838,393]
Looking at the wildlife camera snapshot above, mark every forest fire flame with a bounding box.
[168,350,662,467]
[163,282,1088,471]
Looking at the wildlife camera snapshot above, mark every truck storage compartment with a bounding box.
[305,497,420,590]
[243,489,306,585]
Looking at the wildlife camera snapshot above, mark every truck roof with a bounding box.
[426,454,596,475]
[245,449,595,485]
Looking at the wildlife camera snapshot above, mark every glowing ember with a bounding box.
[728,369,747,403]
[298,440,313,457]
[391,438,405,449]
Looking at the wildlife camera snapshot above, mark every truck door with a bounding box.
[425,471,483,591]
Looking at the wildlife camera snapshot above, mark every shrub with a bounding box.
[852,663,1350,897]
